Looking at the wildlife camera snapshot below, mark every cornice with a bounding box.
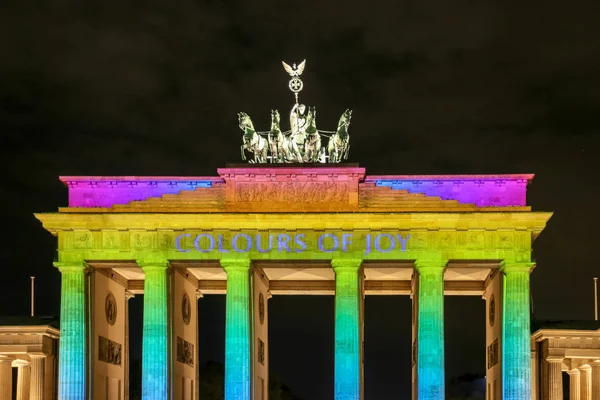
[34,211,552,234]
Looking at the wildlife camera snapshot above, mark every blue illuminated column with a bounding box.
[54,262,87,400]
[501,262,534,400]
[332,259,364,400]
[415,261,446,400]
[222,259,252,400]
[140,262,169,400]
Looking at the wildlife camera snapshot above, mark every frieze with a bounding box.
[99,336,122,366]
[176,337,194,366]
[235,182,349,203]
[73,231,92,249]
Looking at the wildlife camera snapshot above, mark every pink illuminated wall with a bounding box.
[61,171,532,208]
[366,175,532,207]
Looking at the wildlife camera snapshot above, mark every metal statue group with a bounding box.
[239,60,352,163]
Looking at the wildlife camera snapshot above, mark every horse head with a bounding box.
[336,109,352,137]
[306,106,318,134]
[238,112,255,135]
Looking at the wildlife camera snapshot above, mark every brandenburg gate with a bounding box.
[34,61,551,400]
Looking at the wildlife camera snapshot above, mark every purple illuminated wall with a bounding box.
[61,172,532,209]
[366,174,532,207]
[60,177,219,208]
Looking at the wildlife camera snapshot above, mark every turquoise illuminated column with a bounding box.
[332,259,363,400]
[54,262,87,400]
[501,262,533,400]
[222,259,252,400]
[415,261,446,400]
[140,262,169,400]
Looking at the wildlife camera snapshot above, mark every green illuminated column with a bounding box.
[140,262,169,400]
[501,262,534,400]
[332,259,364,400]
[222,259,252,400]
[415,261,446,400]
[54,262,87,400]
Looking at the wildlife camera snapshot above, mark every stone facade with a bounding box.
[0,318,59,400]
[35,165,552,400]
[531,322,600,400]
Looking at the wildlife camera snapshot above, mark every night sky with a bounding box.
[1,0,600,399]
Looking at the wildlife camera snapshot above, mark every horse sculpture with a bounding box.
[303,106,321,163]
[327,109,352,163]
[268,109,303,163]
[239,112,268,163]
[268,110,283,163]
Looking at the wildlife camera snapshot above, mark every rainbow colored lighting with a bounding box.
[222,260,252,400]
[416,263,445,400]
[55,262,87,400]
[332,260,363,400]
[502,263,533,400]
[141,264,169,400]
[370,175,531,207]
[60,176,215,208]
[59,174,531,208]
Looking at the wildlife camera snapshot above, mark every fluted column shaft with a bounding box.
[29,355,45,400]
[591,362,600,400]
[0,357,13,400]
[415,261,445,400]
[547,358,564,400]
[55,262,87,400]
[222,259,252,400]
[569,370,581,400]
[333,259,363,400]
[16,362,31,400]
[581,367,592,400]
[141,263,169,400]
[501,263,533,400]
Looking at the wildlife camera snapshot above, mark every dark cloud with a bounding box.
[1,0,600,398]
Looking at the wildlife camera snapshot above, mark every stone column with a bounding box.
[582,366,592,400]
[569,369,581,400]
[501,263,534,400]
[29,354,46,400]
[222,259,252,400]
[547,357,564,400]
[54,262,87,400]
[15,360,31,400]
[332,259,364,400]
[0,356,13,400]
[140,262,169,400]
[124,291,134,400]
[415,261,446,400]
[591,361,600,400]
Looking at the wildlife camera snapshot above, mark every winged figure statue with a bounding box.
[282,60,306,77]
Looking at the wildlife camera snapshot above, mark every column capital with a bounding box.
[27,354,46,360]
[12,359,30,367]
[581,365,592,372]
[414,260,447,272]
[137,260,169,270]
[220,258,251,272]
[500,262,536,274]
[331,259,362,271]
[125,290,135,300]
[546,356,565,363]
[590,360,600,369]
[0,355,13,364]
[53,261,86,272]
[570,369,582,375]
